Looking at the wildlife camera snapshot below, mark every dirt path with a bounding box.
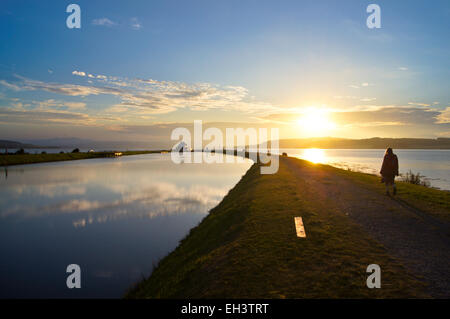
[284,157,450,298]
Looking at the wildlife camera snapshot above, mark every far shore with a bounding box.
[0,150,169,166]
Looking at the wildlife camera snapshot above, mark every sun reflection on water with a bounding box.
[301,148,326,164]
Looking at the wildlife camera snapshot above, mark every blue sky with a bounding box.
[0,0,449,142]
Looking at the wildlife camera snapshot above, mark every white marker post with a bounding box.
[294,217,306,238]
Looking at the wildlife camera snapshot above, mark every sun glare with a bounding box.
[297,107,336,136]
[302,148,326,164]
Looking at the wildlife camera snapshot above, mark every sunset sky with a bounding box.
[0,0,449,145]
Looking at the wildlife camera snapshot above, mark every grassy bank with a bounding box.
[0,150,167,166]
[125,157,448,298]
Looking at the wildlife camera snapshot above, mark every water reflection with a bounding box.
[301,148,326,164]
[0,153,252,298]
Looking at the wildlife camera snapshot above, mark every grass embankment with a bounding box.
[0,150,167,166]
[126,157,445,298]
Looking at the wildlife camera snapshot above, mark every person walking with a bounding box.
[380,147,399,195]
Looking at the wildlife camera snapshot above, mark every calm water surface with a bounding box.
[0,154,252,298]
[280,149,450,190]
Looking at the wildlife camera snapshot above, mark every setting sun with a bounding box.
[297,107,336,137]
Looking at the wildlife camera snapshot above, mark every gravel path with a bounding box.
[285,157,450,298]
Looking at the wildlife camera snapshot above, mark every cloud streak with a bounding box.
[1,72,448,138]
[1,73,279,116]
[0,107,93,125]
[436,107,450,124]
[92,18,116,27]
[130,17,142,30]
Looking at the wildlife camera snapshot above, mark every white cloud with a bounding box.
[35,99,86,110]
[398,67,408,71]
[0,80,21,90]
[0,107,94,126]
[360,97,376,102]
[130,17,142,30]
[92,18,116,27]
[436,107,450,124]
[0,73,280,117]
[349,121,405,128]
[11,75,124,96]
[349,82,371,89]
[408,102,431,107]
[72,70,86,77]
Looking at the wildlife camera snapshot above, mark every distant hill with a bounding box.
[0,140,55,149]
[21,137,94,147]
[275,137,450,149]
[21,138,162,150]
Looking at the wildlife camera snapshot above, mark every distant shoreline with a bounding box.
[2,137,450,152]
[0,150,169,167]
[2,147,449,167]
